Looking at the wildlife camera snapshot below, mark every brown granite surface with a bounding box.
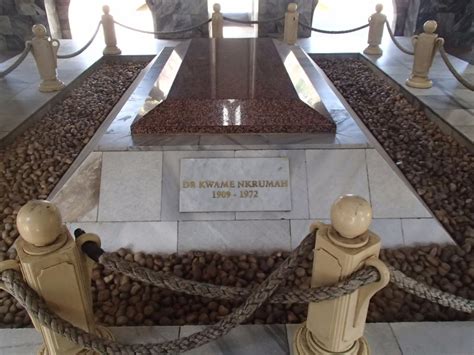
[132,38,336,135]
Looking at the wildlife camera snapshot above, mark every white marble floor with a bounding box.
[1,322,473,355]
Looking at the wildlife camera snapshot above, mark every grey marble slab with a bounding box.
[178,220,291,253]
[98,151,163,222]
[180,324,289,355]
[366,150,430,218]
[52,152,102,222]
[179,158,291,212]
[306,149,370,219]
[401,219,455,245]
[390,322,474,355]
[235,150,309,220]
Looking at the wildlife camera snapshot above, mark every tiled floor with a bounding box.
[1,323,472,355]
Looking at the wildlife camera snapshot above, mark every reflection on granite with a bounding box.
[132,38,335,135]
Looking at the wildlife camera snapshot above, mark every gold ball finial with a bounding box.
[103,5,110,14]
[375,4,383,13]
[32,24,47,37]
[16,200,63,247]
[423,20,437,34]
[330,195,372,239]
[213,3,221,12]
[288,3,298,12]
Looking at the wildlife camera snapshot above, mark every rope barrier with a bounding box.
[114,19,211,36]
[0,41,31,78]
[299,21,369,34]
[439,45,474,91]
[0,230,316,354]
[385,20,414,55]
[0,227,473,353]
[99,248,379,304]
[389,266,474,313]
[57,21,102,59]
[222,15,284,25]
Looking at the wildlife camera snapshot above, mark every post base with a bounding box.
[294,324,369,355]
[406,75,433,89]
[39,78,65,92]
[37,325,113,354]
[363,45,382,56]
[103,46,122,55]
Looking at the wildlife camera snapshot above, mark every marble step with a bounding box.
[0,322,472,355]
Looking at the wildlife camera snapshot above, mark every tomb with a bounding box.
[131,38,336,136]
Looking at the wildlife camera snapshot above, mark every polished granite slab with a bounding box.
[131,38,336,135]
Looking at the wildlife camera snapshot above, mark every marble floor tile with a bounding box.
[235,150,309,220]
[290,219,329,249]
[180,325,289,355]
[390,322,474,355]
[420,95,470,110]
[450,89,474,108]
[434,109,474,126]
[306,149,370,219]
[366,150,430,218]
[110,325,179,344]
[161,150,235,221]
[52,152,102,222]
[370,219,405,248]
[98,151,163,221]
[67,221,178,253]
[458,125,474,140]
[401,218,454,246]
[0,328,43,355]
[405,85,446,96]
[178,220,291,253]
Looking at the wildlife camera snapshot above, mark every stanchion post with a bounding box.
[13,200,113,354]
[30,24,64,92]
[294,195,390,355]
[283,3,299,45]
[406,20,443,89]
[363,4,386,55]
[211,3,223,39]
[102,5,121,55]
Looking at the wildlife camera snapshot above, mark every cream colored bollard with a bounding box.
[31,24,65,92]
[10,200,112,354]
[102,5,121,55]
[363,4,386,55]
[211,3,224,39]
[294,195,390,355]
[283,3,299,45]
[406,20,443,89]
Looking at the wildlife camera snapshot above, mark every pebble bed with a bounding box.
[0,60,147,326]
[313,56,474,247]
[0,60,147,257]
[1,243,472,328]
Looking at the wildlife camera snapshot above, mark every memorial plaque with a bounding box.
[179,158,291,212]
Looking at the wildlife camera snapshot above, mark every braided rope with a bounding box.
[57,21,102,59]
[389,266,474,313]
[114,19,211,36]
[0,41,31,78]
[100,247,378,303]
[299,21,369,34]
[0,231,315,354]
[439,45,474,91]
[223,15,284,25]
[385,20,414,55]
